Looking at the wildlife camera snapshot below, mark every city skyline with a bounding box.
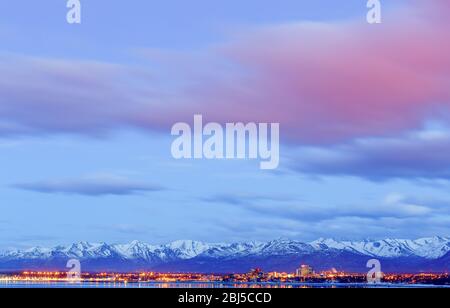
[1,236,449,274]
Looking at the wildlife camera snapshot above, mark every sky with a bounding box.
[1,0,450,250]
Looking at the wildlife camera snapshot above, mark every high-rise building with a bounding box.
[296,264,314,278]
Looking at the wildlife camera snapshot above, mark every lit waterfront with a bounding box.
[1,271,449,288]
[1,281,449,289]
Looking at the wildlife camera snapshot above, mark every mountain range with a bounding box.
[1,237,449,273]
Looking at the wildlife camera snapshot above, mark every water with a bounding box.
[0,281,448,288]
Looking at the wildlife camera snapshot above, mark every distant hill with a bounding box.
[1,237,449,273]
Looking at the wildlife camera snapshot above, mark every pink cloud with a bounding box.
[173,0,450,144]
[1,1,449,147]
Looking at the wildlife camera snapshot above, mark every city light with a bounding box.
[1,266,449,287]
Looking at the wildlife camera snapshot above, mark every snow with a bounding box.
[2,237,449,261]
[310,237,450,259]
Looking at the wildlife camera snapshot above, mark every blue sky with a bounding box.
[1,0,450,250]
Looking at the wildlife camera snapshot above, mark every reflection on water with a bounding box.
[0,281,447,288]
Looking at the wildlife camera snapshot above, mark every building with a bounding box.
[248,268,265,280]
[296,264,314,278]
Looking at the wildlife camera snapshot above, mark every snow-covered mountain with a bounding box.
[0,240,217,262]
[1,237,449,273]
[311,236,450,259]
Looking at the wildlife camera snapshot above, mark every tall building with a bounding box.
[296,264,314,278]
[248,268,265,280]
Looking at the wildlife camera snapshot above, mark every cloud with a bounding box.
[0,1,449,146]
[209,210,450,242]
[93,224,150,235]
[12,174,164,196]
[1,2,449,184]
[0,54,172,137]
[201,193,296,205]
[204,191,450,240]
[173,0,450,145]
[202,191,441,221]
[289,126,450,180]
